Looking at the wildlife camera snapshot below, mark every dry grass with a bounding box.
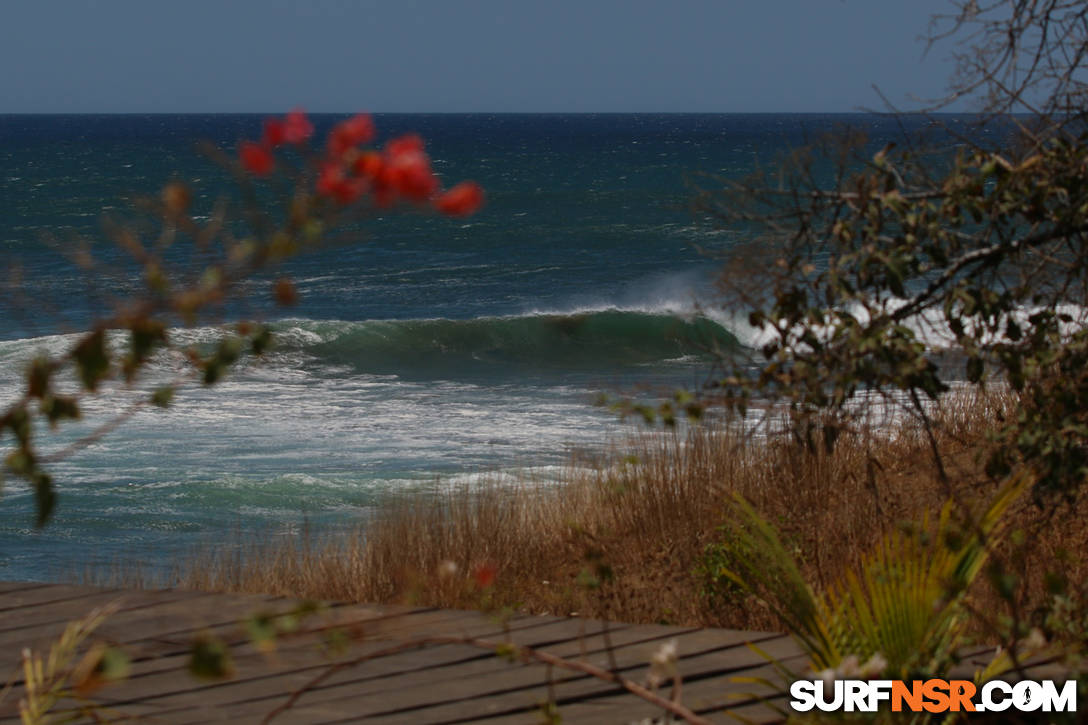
[96,387,1088,634]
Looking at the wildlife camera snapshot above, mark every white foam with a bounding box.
[728,297,1088,352]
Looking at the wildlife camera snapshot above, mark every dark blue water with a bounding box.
[0,113,960,580]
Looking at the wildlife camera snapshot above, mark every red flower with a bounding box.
[389,160,437,200]
[385,133,425,156]
[473,562,497,589]
[316,161,343,195]
[372,183,396,208]
[382,134,437,201]
[328,114,376,156]
[316,161,365,204]
[240,141,274,175]
[435,181,484,216]
[338,178,367,204]
[352,151,384,180]
[353,151,393,205]
[283,107,314,145]
[262,118,287,147]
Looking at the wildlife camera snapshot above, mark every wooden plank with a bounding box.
[77,613,589,723]
[43,608,498,721]
[350,633,799,724]
[0,588,288,712]
[124,600,557,679]
[0,588,211,665]
[382,633,789,722]
[0,583,122,614]
[95,592,293,648]
[0,581,52,596]
[296,620,760,706]
[467,700,666,725]
[0,584,939,725]
[0,588,219,655]
[133,616,612,717]
[124,619,642,721]
[182,626,787,724]
[89,609,560,718]
[0,588,165,633]
[0,591,311,722]
[91,608,469,704]
[297,623,711,725]
[115,599,434,681]
[294,619,684,701]
[583,650,807,722]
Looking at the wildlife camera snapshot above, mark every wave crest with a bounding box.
[272,310,738,376]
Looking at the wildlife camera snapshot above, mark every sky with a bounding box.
[1,0,964,113]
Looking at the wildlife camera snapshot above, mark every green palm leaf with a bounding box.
[718,467,1031,681]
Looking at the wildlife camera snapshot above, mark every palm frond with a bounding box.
[719,468,1032,681]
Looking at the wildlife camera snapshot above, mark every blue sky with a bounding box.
[2,0,961,113]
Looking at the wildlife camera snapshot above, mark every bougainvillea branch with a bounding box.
[1,109,483,527]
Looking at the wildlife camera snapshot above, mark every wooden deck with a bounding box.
[0,582,1045,724]
[0,582,806,723]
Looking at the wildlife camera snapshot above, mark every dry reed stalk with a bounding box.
[88,387,1086,633]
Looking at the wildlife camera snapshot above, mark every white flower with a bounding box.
[815,652,886,687]
[859,652,888,678]
[1021,627,1047,652]
[647,638,679,687]
[837,654,861,678]
[436,560,458,578]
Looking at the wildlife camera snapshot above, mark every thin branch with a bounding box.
[891,222,1088,323]
[261,635,714,725]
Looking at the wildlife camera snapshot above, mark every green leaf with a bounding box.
[966,356,984,383]
[576,567,600,590]
[5,405,31,445]
[5,449,32,475]
[204,336,244,384]
[72,645,131,696]
[216,336,243,367]
[250,325,273,356]
[93,647,131,683]
[202,361,223,386]
[40,395,81,428]
[885,259,905,297]
[34,472,56,528]
[151,386,175,408]
[245,612,278,650]
[494,642,519,662]
[73,329,110,391]
[188,635,234,680]
[322,628,350,656]
[27,357,52,398]
[130,319,167,361]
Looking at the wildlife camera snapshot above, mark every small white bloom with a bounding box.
[436,560,458,578]
[859,652,887,678]
[1021,627,1047,652]
[651,638,678,667]
[647,638,679,687]
[837,654,861,678]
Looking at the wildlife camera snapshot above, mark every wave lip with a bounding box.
[273,309,739,377]
[0,308,740,388]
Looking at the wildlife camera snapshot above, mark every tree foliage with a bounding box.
[700,0,1088,503]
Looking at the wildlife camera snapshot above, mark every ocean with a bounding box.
[0,113,963,581]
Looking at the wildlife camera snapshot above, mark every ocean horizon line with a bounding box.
[0,110,993,117]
